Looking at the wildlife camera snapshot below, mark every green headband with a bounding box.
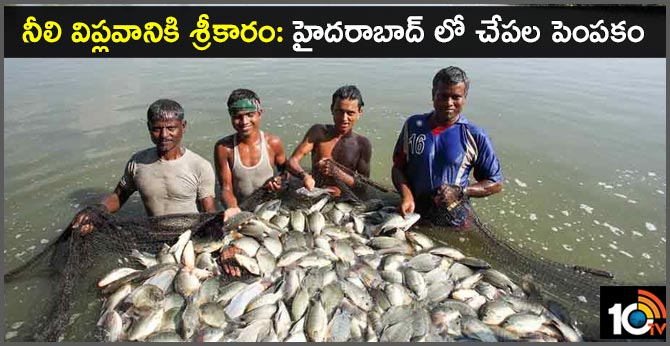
[228,98,261,115]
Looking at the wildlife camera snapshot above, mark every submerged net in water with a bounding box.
[4,166,618,341]
[467,208,617,341]
[4,209,224,341]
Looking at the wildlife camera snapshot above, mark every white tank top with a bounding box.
[232,131,275,200]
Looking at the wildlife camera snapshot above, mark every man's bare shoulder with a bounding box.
[264,132,283,145]
[264,132,285,151]
[307,124,330,140]
[214,135,235,161]
[215,135,235,149]
[351,132,371,146]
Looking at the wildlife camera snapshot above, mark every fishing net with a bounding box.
[3,163,392,342]
[4,167,617,341]
[4,207,226,341]
[238,159,395,212]
[466,208,618,341]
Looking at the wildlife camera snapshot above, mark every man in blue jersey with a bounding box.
[391,66,503,227]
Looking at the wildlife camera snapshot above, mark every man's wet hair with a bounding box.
[227,88,261,108]
[331,85,364,110]
[147,99,185,122]
[432,66,470,97]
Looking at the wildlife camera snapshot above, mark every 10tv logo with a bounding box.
[601,286,666,339]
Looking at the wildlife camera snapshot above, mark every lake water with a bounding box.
[3,58,666,340]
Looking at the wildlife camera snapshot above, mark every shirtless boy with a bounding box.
[288,85,371,196]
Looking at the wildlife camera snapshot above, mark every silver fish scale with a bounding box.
[408,253,442,272]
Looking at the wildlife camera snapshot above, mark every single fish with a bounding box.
[308,196,330,213]
[234,253,261,275]
[274,300,292,340]
[461,316,497,342]
[99,310,124,342]
[305,299,328,342]
[480,300,517,325]
[130,249,158,268]
[98,267,141,288]
[130,284,165,311]
[308,211,326,235]
[199,302,228,329]
[501,313,548,335]
[169,230,192,265]
[143,267,178,294]
[174,267,200,299]
[145,330,183,342]
[224,279,270,319]
[262,236,283,258]
[290,209,306,232]
[128,308,164,341]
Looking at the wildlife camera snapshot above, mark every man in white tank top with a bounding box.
[72,99,217,234]
[214,89,287,222]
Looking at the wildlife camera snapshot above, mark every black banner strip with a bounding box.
[4,5,666,58]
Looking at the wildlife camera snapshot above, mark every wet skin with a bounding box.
[288,98,371,192]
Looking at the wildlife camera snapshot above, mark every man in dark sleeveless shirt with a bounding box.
[287,85,372,197]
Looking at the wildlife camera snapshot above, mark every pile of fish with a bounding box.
[95,195,584,342]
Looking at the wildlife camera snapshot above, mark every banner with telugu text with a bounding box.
[4,5,666,58]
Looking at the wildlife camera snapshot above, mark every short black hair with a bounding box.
[227,88,260,108]
[432,66,470,97]
[147,99,184,122]
[331,85,364,110]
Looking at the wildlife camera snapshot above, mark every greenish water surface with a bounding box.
[3,58,666,340]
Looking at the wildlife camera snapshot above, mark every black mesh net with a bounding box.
[4,208,224,341]
[4,171,618,341]
[465,208,618,341]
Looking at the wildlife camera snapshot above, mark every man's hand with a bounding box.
[222,207,241,222]
[434,184,464,207]
[314,159,333,178]
[303,173,315,191]
[325,186,342,197]
[315,158,355,187]
[399,196,415,217]
[264,176,283,192]
[71,211,94,235]
[72,205,109,235]
[220,246,244,277]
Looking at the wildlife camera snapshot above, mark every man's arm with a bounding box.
[468,128,504,198]
[391,122,415,216]
[72,183,131,234]
[287,125,319,189]
[356,136,372,178]
[266,134,287,191]
[464,179,503,198]
[200,196,217,212]
[72,155,137,234]
[214,140,239,211]
[392,164,415,216]
[102,184,132,213]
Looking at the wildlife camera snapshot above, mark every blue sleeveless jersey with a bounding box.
[393,112,503,200]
